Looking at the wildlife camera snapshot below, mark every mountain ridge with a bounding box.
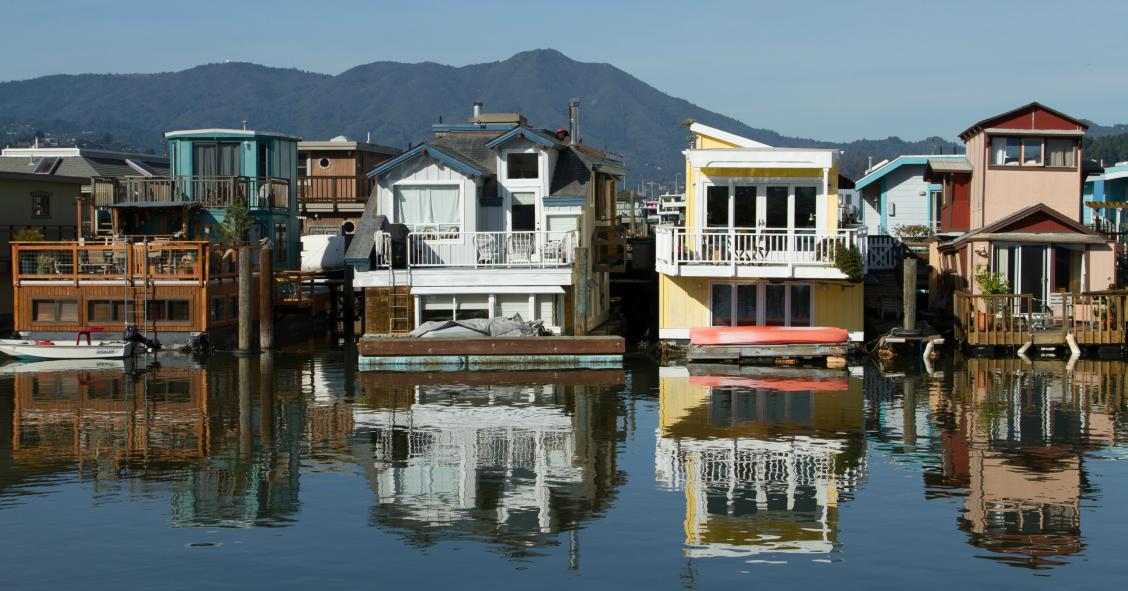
[1,49,1122,181]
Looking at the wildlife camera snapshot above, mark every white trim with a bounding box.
[659,328,691,340]
[391,181,464,235]
[354,267,573,288]
[983,128,1084,137]
[685,148,837,170]
[689,122,771,148]
[164,128,301,141]
[410,285,565,295]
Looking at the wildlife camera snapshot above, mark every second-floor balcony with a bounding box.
[297,175,370,208]
[92,176,290,209]
[655,225,866,279]
[11,240,246,285]
[372,230,578,270]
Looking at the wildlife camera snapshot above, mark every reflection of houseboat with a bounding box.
[655,366,865,558]
[9,128,301,348]
[351,370,623,547]
[928,358,1126,567]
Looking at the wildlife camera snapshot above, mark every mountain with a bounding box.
[0,49,1090,181]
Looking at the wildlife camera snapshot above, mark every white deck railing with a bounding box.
[655,225,865,268]
[374,230,577,269]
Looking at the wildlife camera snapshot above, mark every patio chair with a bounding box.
[475,234,499,265]
[506,233,535,265]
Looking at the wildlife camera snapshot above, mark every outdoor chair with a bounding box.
[475,234,499,265]
[506,233,535,264]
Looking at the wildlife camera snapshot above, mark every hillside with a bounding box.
[2,49,1105,181]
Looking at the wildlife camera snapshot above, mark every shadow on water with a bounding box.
[0,347,1127,583]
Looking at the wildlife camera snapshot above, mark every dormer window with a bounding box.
[507,153,538,179]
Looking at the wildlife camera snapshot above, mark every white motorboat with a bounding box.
[0,338,136,360]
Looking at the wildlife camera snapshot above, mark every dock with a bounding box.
[357,335,625,370]
[686,343,850,367]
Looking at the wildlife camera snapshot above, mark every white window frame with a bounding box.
[699,177,823,233]
[707,281,815,327]
[391,180,464,239]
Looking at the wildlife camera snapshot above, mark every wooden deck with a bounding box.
[954,291,1128,348]
[357,335,625,370]
[687,343,849,363]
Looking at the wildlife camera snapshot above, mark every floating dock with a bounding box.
[357,336,625,370]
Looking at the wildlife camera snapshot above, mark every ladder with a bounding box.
[387,264,412,335]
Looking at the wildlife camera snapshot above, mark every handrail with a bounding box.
[10,240,243,285]
[953,290,1128,346]
[95,176,290,209]
[654,225,862,268]
[297,175,369,205]
[372,230,578,269]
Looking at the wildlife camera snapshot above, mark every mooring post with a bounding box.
[237,243,253,353]
[343,267,356,341]
[903,255,917,331]
[259,245,274,350]
[238,354,252,456]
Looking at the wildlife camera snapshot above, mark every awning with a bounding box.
[966,232,1108,244]
[410,285,565,295]
[1085,201,1128,209]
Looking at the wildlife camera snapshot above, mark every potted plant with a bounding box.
[13,227,45,242]
[179,252,199,274]
[974,264,1011,330]
[35,252,56,274]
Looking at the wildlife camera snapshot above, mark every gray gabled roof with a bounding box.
[0,155,169,179]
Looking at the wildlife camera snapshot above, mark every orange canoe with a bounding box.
[690,326,849,346]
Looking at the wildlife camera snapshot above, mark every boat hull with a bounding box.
[0,340,136,360]
[690,326,849,346]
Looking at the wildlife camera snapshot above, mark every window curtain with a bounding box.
[193,144,217,178]
[1047,139,1075,167]
[395,185,460,231]
[218,143,240,176]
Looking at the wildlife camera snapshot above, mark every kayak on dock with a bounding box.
[690,326,849,346]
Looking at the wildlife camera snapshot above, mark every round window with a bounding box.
[342,221,356,235]
[318,157,331,169]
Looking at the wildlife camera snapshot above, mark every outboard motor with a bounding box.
[123,326,162,352]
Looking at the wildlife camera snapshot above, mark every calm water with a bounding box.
[1,348,1127,589]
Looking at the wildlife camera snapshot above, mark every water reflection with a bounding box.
[656,365,866,559]
[350,369,626,556]
[0,355,303,526]
[869,357,1127,569]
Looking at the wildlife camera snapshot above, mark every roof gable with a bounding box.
[689,122,770,148]
[484,126,559,150]
[959,102,1088,141]
[943,203,1099,248]
[855,155,966,190]
[366,143,485,178]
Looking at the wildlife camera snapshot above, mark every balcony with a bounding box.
[654,225,866,279]
[11,240,244,285]
[954,290,1128,347]
[92,176,290,209]
[297,175,370,208]
[373,230,577,269]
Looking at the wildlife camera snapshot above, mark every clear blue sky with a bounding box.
[3,0,1126,141]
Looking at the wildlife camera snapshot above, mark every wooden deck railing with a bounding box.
[954,291,1128,347]
[92,176,290,209]
[297,175,370,206]
[10,240,245,285]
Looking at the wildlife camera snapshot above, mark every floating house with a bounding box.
[347,102,626,335]
[654,123,866,345]
[925,103,1122,349]
[8,128,301,347]
[297,137,400,236]
[0,147,169,330]
[855,154,968,237]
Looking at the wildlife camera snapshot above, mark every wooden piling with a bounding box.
[903,256,917,331]
[343,267,356,341]
[237,244,253,352]
[259,245,274,350]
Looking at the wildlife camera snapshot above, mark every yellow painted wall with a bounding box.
[659,275,863,332]
[658,274,711,330]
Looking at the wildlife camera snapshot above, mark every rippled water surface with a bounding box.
[2,349,1127,589]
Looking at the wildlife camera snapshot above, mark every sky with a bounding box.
[2,0,1126,142]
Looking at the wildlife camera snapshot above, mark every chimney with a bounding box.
[568,99,580,145]
[473,101,483,121]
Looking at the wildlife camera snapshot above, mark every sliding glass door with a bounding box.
[711,282,813,327]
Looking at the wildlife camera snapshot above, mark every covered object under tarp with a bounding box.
[408,315,547,338]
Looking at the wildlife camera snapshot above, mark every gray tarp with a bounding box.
[408,314,547,338]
